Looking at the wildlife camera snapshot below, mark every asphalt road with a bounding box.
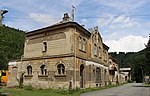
[80,83,150,96]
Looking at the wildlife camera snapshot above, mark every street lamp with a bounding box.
[19,55,24,88]
[0,9,8,26]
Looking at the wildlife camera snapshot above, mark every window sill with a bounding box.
[24,75,33,77]
[38,75,48,77]
[54,75,66,77]
[54,75,67,81]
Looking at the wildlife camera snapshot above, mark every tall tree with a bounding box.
[145,34,150,76]
[0,25,25,70]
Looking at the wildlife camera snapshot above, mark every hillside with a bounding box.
[0,25,25,70]
[109,49,149,82]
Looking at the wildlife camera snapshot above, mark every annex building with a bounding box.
[7,13,121,89]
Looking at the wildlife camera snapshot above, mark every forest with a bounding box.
[0,25,25,70]
[109,44,150,82]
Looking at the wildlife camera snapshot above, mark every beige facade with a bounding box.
[8,13,111,89]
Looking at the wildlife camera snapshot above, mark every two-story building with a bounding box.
[7,13,110,89]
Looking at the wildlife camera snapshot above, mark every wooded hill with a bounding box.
[109,47,150,82]
[0,25,25,70]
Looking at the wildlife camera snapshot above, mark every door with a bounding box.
[80,64,84,88]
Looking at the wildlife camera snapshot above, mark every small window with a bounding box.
[79,36,82,50]
[103,51,107,61]
[43,42,47,52]
[94,44,97,56]
[83,38,86,51]
[57,64,65,75]
[97,47,101,58]
[40,65,47,75]
[27,66,32,75]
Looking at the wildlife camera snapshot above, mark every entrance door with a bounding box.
[80,64,84,88]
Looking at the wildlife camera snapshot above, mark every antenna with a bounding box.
[71,5,76,21]
[0,9,8,26]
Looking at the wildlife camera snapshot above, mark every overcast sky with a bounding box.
[0,0,150,52]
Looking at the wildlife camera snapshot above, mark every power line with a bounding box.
[5,13,150,20]
[6,17,61,19]
[78,13,150,19]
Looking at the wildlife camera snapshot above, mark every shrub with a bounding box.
[24,85,33,91]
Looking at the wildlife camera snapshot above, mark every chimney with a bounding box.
[62,13,70,22]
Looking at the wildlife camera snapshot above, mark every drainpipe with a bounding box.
[74,28,76,89]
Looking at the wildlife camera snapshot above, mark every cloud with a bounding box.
[97,14,114,27]
[144,22,150,28]
[105,35,148,52]
[110,16,140,29]
[94,0,147,13]
[29,13,59,25]
[60,0,84,7]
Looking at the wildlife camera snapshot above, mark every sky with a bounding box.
[0,0,150,52]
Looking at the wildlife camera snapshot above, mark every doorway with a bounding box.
[80,64,84,88]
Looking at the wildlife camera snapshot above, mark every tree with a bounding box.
[0,26,25,70]
[145,34,150,76]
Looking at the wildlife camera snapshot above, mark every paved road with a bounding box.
[81,83,150,96]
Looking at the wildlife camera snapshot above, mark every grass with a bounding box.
[0,83,125,96]
[145,83,150,87]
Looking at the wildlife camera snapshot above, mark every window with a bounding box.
[103,51,106,60]
[27,66,32,75]
[79,36,82,50]
[98,47,101,58]
[40,65,47,75]
[78,36,86,52]
[43,42,47,52]
[57,64,65,75]
[96,67,101,83]
[103,51,107,61]
[83,38,86,51]
[94,44,97,56]
[105,52,107,60]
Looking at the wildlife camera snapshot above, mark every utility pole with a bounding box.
[0,10,8,26]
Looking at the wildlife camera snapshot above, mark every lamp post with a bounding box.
[0,10,8,26]
[20,55,24,72]
[19,55,24,88]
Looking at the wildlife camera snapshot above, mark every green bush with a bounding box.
[127,80,132,83]
[24,85,33,91]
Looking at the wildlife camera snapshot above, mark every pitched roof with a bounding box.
[26,21,91,37]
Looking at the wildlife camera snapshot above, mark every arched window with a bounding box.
[40,65,47,75]
[27,66,32,75]
[57,64,65,75]
[96,67,101,83]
